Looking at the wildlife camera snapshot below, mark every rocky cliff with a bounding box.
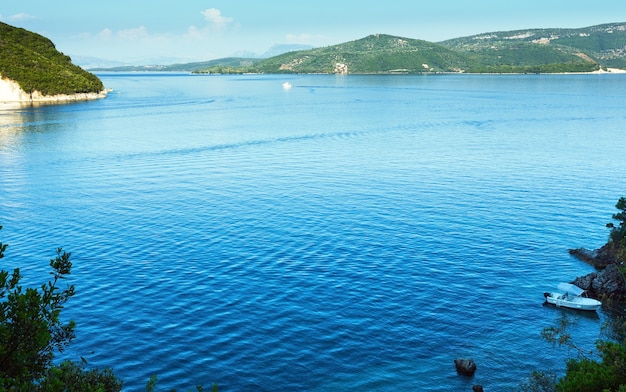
[569,245,626,302]
[0,76,106,104]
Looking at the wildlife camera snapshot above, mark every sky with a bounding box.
[1,1,626,65]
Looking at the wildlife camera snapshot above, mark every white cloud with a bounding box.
[67,8,241,63]
[92,26,154,42]
[2,12,36,22]
[184,8,237,40]
[117,25,149,40]
[201,8,234,29]
[186,25,205,40]
[96,28,113,40]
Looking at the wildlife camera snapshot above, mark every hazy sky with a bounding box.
[2,1,625,64]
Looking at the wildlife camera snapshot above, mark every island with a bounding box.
[0,22,106,104]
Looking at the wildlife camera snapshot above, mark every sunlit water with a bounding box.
[1,73,626,391]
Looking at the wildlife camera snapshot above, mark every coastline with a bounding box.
[565,67,626,75]
[455,67,626,76]
[0,77,107,106]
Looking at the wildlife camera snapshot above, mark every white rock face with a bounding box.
[334,63,348,74]
[0,76,107,103]
[0,78,30,101]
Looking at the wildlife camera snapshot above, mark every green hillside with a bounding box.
[246,23,626,74]
[0,22,103,96]
[253,34,468,74]
[440,22,626,72]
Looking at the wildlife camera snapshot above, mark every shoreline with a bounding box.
[192,67,626,76]
[0,77,107,106]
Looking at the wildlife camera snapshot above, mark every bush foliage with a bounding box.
[0,225,122,391]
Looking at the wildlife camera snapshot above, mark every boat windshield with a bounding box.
[557,283,584,296]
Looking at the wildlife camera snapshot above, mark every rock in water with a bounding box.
[572,263,626,301]
[473,385,484,392]
[454,358,477,376]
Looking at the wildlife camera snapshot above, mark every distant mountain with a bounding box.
[0,22,103,95]
[72,55,127,70]
[88,58,261,72]
[252,23,626,74]
[90,44,315,72]
[253,34,467,74]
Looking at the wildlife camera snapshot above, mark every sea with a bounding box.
[1,73,626,391]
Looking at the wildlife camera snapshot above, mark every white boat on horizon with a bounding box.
[544,282,601,311]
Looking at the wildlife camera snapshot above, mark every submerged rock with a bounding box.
[454,358,477,377]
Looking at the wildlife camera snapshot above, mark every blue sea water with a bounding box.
[1,73,626,391]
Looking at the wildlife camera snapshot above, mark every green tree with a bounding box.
[0,224,122,390]
[40,360,122,392]
[607,197,626,258]
[537,317,626,392]
[557,340,626,392]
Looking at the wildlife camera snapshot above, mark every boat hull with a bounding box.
[544,293,601,311]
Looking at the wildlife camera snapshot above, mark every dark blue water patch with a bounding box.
[1,73,625,391]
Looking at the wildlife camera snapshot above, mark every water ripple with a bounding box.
[2,74,626,391]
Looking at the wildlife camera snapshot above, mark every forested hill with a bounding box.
[192,22,626,74]
[439,22,626,72]
[0,22,103,96]
[253,34,468,74]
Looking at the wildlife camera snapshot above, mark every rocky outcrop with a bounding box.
[571,263,626,302]
[569,243,621,269]
[454,358,477,377]
[0,77,106,104]
[569,244,625,302]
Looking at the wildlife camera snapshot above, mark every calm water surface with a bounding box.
[1,73,626,391]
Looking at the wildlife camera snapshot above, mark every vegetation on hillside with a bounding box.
[466,62,600,74]
[441,23,626,73]
[247,31,605,74]
[607,197,626,263]
[0,22,103,96]
[252,34,468,74]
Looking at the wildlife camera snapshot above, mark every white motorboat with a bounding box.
[282,82,292,89]
[544,282,601,311]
